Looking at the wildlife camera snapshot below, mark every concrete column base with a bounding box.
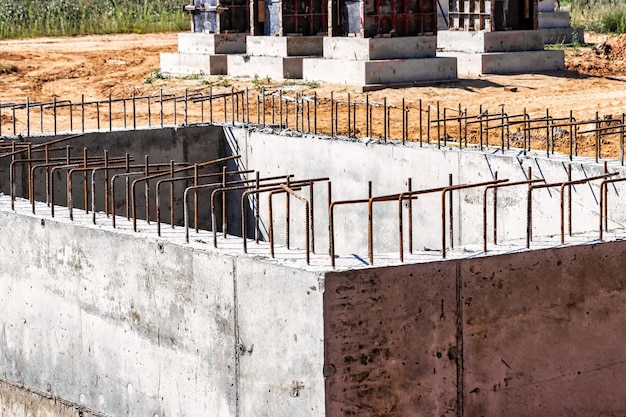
[160,52,228,76]
[227,55,306,80]
[246,36,324,57]
[539,27,585,44]
[177,32,247,55]
[438,50,565,76]
[302,57,457,87]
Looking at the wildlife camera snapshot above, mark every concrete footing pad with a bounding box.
[539,27,585,44]
[160,53,228,76]
[177,32,247,54]
[303,57,457,86]
[227,55,306,79]
[323,36,437,60]
[437,30,565,75]
[439,50,565,75]
[246,36,324,57]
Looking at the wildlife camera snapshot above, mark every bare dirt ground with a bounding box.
[2,31,626,156]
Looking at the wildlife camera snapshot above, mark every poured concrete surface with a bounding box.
[228,55,305,79]
[440,49,565,75]
[160,52,227,75]
[323,36,437,60]
[303,57,457,86]
[245,36,324,57]
[177,32,247,55]
[540,27,585,44]
[538,11,571,28]
[437,30,545,53]
[4,125,626,416]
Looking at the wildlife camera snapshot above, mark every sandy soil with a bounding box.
[1,31,626,156]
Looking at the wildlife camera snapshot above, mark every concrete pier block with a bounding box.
[246,36,324,57]
[302,57,457,86]
[539,27,585,44]
[437,30,545,53]
[177,33,247,55]
[160,52,228,76]
[538,11,572,28]
[323,36,437,60]
[227,55,305,79]
[538,0,556,12]
[439,50,565,75]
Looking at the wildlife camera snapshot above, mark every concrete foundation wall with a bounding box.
[323,240,626,416]
[0,208,325,417]
[2,126,224,227]
[235,128,626,257]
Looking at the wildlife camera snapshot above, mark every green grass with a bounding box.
[0,0,188,39]
[570,0,626,33]
[0,63,18,74]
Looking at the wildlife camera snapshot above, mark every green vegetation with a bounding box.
[251,74,272,91]
[570,0,626,33]
[282,79,320,89]
[0,0,188,39]
[143,69,170,84]
[202,76,231,87]
[0,63,18,74]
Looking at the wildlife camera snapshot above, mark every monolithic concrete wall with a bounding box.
[323,239,626,416]
[1,126,225,228]
[233,127,626,257]
[0,206,325,417]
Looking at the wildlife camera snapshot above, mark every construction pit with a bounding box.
[2,86,626,417]
[2,2,626,409]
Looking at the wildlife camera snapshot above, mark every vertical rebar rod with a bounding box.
[493,171,498,245]
[184,89,188,126]
[347,93,351,138]
[479,105,483,151]
[449,173,453,249]
[160,89,164,128]
[231,87,235,125]
[170,160,175,229]
[568,164,572,236]
[437,101,441,149]
[25,97,30,137]
[600,161,609,232]
[279,90,283,129]
[123,99,127,129]
[210,87,213,125]
[53,96,57,135]
[364,95,369,138]
[314,91,317,134]
[195,164,200,233]
[309,180,315,253]
[569,110,573,160]
[526,166,532,248]
[408,178,413,254]
[255,171,260,243]
[595,111,600,163]
[285,177,290,249]
[330,91,334,137]
[383,97,388,143]
[427,106,431,144]
[498,104,504,153]
[619,113,624,166]
[402,98,406,145]
[443,107,447,146]
[133,90,137,130]
[222,166,228,237]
